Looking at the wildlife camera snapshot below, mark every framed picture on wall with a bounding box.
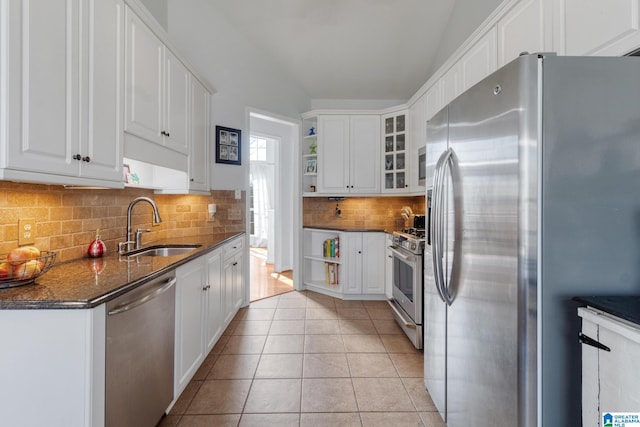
[215,126,242,165]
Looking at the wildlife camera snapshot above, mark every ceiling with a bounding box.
[207,0,458,101]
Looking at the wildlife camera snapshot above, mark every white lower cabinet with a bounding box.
[0,306,106,427]
[174,240,243,399]
[344,232,386,296]
[303,228,386,299]
[579,307,640,426]
[174,256,207,396]
[223,237,245,325]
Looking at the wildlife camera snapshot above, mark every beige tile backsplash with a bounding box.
[0,182,245,262]
[303,196,425,231]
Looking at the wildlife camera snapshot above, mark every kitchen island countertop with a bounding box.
[574,295,640,327]
[0,233,244,310]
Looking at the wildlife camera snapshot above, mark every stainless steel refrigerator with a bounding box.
[424,53,640,427]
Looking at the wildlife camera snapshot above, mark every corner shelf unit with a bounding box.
[302,116,318,195]
[303,228,343,296]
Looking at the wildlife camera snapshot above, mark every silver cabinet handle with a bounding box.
[108,277,177,316]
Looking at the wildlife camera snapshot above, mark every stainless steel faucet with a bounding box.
[119,197,163,254]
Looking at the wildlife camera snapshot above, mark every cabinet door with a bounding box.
[222,256,236,325]
[460,27,497,94]
[318,115,350,193]
[205,250,222,352]
[81,0,124,182]
[3,0,80,176]
[497,0,547,67]
[598,323,640,419]
[124,9,163,145]
[189,78,210,192]
[362,233,386,295]
[350,115,381,193]
[580,317,599,427]
[559,0,640,56]
[381,112,408,193]
[164,50,190,154]
[175,259,205,394]
[232,252,244,311]
[343,233,363,294]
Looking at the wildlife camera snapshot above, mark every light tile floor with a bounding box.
[160,290,446,427]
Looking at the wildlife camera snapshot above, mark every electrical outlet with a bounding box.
[19,218,36,245]
[234,189,241,200]
[228,208,242,220]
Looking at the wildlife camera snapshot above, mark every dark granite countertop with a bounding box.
[0,233,244,310]
[574,295,640,326]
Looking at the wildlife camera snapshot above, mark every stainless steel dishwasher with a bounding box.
[105,272,176,427]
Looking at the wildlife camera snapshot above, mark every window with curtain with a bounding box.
[249,135,275,247]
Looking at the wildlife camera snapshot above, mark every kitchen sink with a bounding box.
[124,244,201,257]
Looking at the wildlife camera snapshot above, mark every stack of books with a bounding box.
[323,237,340,285]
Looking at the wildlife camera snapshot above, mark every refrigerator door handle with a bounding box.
[432,149,450,304]
[442,148,462,307]
[578,332,611,352]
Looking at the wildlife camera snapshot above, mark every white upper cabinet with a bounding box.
[189,78,210,192]
[164,50,190,155]
[84,0,125,182]
[350,115,381,194]
[460,27,498,94]
[1,0,124,186]
[381,111,409,193]
[558,0,640,56]
[124,7,163,144]
[317,115,380,194]
[497,0,550,67]
[125,7,189,156]
[317,115,350,194]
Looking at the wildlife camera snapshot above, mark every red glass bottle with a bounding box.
[88,229,106,258]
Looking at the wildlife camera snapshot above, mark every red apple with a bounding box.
[7,246,40,266]
[0,262,12,280]
[12,260,42,280]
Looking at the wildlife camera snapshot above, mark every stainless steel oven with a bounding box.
[388,230,424,349]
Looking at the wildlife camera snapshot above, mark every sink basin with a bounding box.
[125,244,201,257]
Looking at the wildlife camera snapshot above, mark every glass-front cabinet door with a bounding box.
[382,111,409,192]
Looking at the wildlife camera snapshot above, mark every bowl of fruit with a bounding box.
[0,246,56,289]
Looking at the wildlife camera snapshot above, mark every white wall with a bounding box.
[139,0,168,29]
[166,0,311,191]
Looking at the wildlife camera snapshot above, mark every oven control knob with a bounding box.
[411,242,417,250]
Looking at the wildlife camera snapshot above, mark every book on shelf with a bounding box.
[322,237,340,285]
[324,262,339,285]
[322,237,340,259]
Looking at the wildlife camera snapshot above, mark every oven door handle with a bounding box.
[388,299,417,329]
[389,245,415,262]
